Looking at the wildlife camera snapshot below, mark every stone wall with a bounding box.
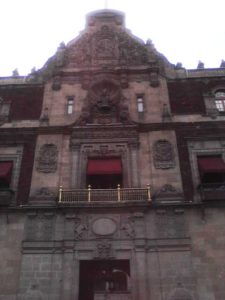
[0,206,224,299]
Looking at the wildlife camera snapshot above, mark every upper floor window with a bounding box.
[67,96,74,114]
[215,91,225,112]
[136,95,145,121]
[137,96,144,113]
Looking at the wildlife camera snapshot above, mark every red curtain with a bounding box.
[87,159,122,175]
[0,161,13,184]
[198,157,225,174]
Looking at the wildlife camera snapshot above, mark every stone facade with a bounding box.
[0,9,225,300]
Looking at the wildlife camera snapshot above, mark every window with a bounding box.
[197,156,225,185]
[67,96,74,114]
[197,155,225,200]
[86,158,123,189]
[136,95,144,120]
[137,96,144,113]
[188,140,225,201]
[0,161,13,189]
[215,91,225,112]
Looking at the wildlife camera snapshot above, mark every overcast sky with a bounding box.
[1,0,225,76]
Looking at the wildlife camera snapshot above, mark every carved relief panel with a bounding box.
[36,144,58,173]
[76,79,131,125]
[66,25,150,68]
[153,140,175,169]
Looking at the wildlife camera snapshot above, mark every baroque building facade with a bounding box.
[0,9,225,300]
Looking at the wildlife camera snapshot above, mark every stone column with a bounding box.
[70,145,80,188]
[134,249,149,300]
[130,143,140,187]
[71,254,80,300]
[132,212,149,300]
[61,249,75,300]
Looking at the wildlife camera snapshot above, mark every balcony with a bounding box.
[58,185,151,205]
[199,182,225,201]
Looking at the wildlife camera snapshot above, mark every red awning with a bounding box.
[198,157,225,174]
[0,161,13,183]
[87,159,122,175]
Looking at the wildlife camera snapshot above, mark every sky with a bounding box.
[1,0,225,76]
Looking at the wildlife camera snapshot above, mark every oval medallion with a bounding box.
[92,218,117,236]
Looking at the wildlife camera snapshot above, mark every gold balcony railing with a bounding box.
[58,185,151,204]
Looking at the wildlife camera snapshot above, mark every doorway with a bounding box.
[79,260,130,300]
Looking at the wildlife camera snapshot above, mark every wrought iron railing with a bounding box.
[58,185,151,204]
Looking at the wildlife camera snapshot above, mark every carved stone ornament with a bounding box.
[36,144,58,173]
[76,79,132,125]
[121,218,135,239]
[92,218,117,236]
[74,221,88,240]
[149,72,159,87]
[160,184,177,193]
[94,241,114,260]
[66,26,150,68]
[81,144,127,157]
[153,140,175,169]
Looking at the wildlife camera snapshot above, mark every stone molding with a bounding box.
[22,237,191,254]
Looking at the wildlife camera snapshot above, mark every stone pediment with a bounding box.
[65,25,151,68]
[37,10,169,81]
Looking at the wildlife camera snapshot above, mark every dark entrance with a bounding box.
[86,158,123,189]
[78,260,130,300]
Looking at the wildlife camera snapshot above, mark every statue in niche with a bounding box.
[97,88,111,112]
[153,140,175,169]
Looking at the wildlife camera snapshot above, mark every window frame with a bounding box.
[188,140,225,201]
[203,88,225,118]
[0,146,23,192]
[66,96,74,115]
[136,94,145,120]
[215,90,225,113]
